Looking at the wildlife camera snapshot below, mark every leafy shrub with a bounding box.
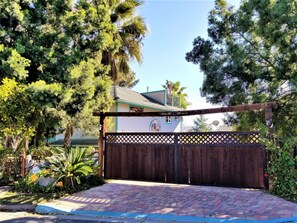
[14,169,67,193]
[14,147,103,194]
[29,146,53,162]
[14,173,50,193]
[264,135,297,201]
[46,147,98,190]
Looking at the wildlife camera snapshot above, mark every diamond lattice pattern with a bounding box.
[106,132,260,145]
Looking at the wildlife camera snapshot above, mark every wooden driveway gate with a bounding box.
[104,131,265,188]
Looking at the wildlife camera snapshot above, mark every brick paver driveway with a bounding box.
[38,180,297,221]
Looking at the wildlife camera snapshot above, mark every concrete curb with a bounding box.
[35,204,297,223]
[0,204,36,212]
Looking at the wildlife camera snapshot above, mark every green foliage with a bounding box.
[162,80,190,109]
[0,0,147,147]
[191,115,212,132]
[103,0,148,87]
[6,50,31,80]
[7,175,105,203]
[14,173,51,193]
[13,175,105,197]
[186,0,297,135]
[0,0,116,147]
[0,78,35,150]
[46,147,98,190]
[0,78,63,148]
[262,135,297,201]
[224,111,264,131]
[14,147,103,194]
[29,146,53,161]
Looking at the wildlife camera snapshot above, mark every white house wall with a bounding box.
[116,104,182,132]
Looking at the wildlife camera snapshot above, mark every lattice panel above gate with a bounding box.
[105,132,260,145]
[105,133,174,144]
[178,132,260,145]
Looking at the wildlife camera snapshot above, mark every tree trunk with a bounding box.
[11,136,22,152]
[21,140,28,177]
[34,125,43,148]
[64,123,73,148]
[4,135,10,148]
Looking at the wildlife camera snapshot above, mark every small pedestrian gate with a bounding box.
[104,131,265,188]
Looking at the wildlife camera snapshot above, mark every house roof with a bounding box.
[49,139,98,146]
[216,126,234,131]
[111,86,181,111]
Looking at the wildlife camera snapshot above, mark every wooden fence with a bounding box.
[104,132,265,188]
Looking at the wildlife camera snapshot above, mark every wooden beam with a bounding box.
[264,105,274,191]
[98,115,106,177]
[93,102,276,117]
[264,106,274,138]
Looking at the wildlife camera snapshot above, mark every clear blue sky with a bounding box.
[131,0,239,127]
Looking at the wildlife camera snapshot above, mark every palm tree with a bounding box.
[102,0,148,87]
[162,80,190,109]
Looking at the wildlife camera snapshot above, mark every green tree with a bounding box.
[162,80,190,109]
[102,0,148,87]
[0,78,34,151]
[191,115,212,132]
[0,0,115,147]
[186,0,297,135]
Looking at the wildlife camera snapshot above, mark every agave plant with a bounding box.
[46,147,97,189]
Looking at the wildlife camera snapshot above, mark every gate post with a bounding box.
[98,115,106,177]
[174,133,179,183]
[264,104,274,190]
[264,104,274,139]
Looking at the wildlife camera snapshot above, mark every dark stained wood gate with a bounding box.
[104,131,265,188]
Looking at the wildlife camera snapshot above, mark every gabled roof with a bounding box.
[111,86,181,111]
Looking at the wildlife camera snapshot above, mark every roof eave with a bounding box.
[115,99,181,112]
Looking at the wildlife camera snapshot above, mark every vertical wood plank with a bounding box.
[104,132,264,188]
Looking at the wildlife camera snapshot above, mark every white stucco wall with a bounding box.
[115,104,182,132]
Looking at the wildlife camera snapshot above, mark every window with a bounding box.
[130,106,143,112]
[165,116,171,123]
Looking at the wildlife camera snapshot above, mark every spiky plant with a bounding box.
[47,147,97,189]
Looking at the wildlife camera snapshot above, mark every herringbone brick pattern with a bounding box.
[46,180,297,220]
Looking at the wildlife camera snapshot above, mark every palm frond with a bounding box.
[114,0,143,20]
